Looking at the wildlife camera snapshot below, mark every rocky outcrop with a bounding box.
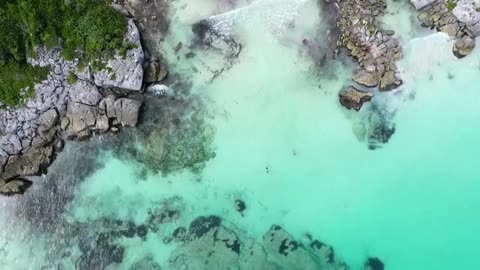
[415,0,479,58]
[336,0,403,91]
[0,20,145,195]
[65,83,142,137]
[339,87,373,111]
[93,19,144,91]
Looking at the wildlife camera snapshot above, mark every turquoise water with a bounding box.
[2,0,480,269]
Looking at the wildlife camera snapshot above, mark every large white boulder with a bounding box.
[410,0,436,10]
[453,0,480,36]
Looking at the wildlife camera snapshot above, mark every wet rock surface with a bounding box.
[453,35,476,58]
[339,86,374,111]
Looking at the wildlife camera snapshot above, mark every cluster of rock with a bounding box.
[168,215,385,270]
[413,0,477,58]
[334,0,403,114]
[336,0,403,91]
[0,19,144,195]
[73,197,183,269]
[65,82,142,140]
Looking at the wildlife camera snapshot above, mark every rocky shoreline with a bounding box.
[337,0,480,112]
[3,0,480,192]
[0,19,146,195]
[415,0,478,58]
[332,0,403,117]
[336,0,403,91]
[335,0,479,148]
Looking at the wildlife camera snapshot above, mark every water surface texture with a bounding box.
[2,0,480,269]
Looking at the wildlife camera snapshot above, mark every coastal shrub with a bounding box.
[66,72,78,85]
[0,62,49,106]
[446,0,456,12]
[0,0,128,105]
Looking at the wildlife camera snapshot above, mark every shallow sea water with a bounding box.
[2,0,480,269]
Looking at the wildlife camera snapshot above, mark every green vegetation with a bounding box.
[446,0,457,12]
[0,0,128,105]
[476,7,480,12]
[66,72,78,85]
[0,62,48,106]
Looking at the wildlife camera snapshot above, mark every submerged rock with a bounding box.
[453,35,475,58]
[339,87,373,111]
[136,224,148,238]
[169,218,351,270]
[188,215,222,239]
[234,199,246,215]
[172,227,187,242]
[131,97,216,176]
[364,257,385,270]
[367,107,396,150]
[129,257,161,270]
